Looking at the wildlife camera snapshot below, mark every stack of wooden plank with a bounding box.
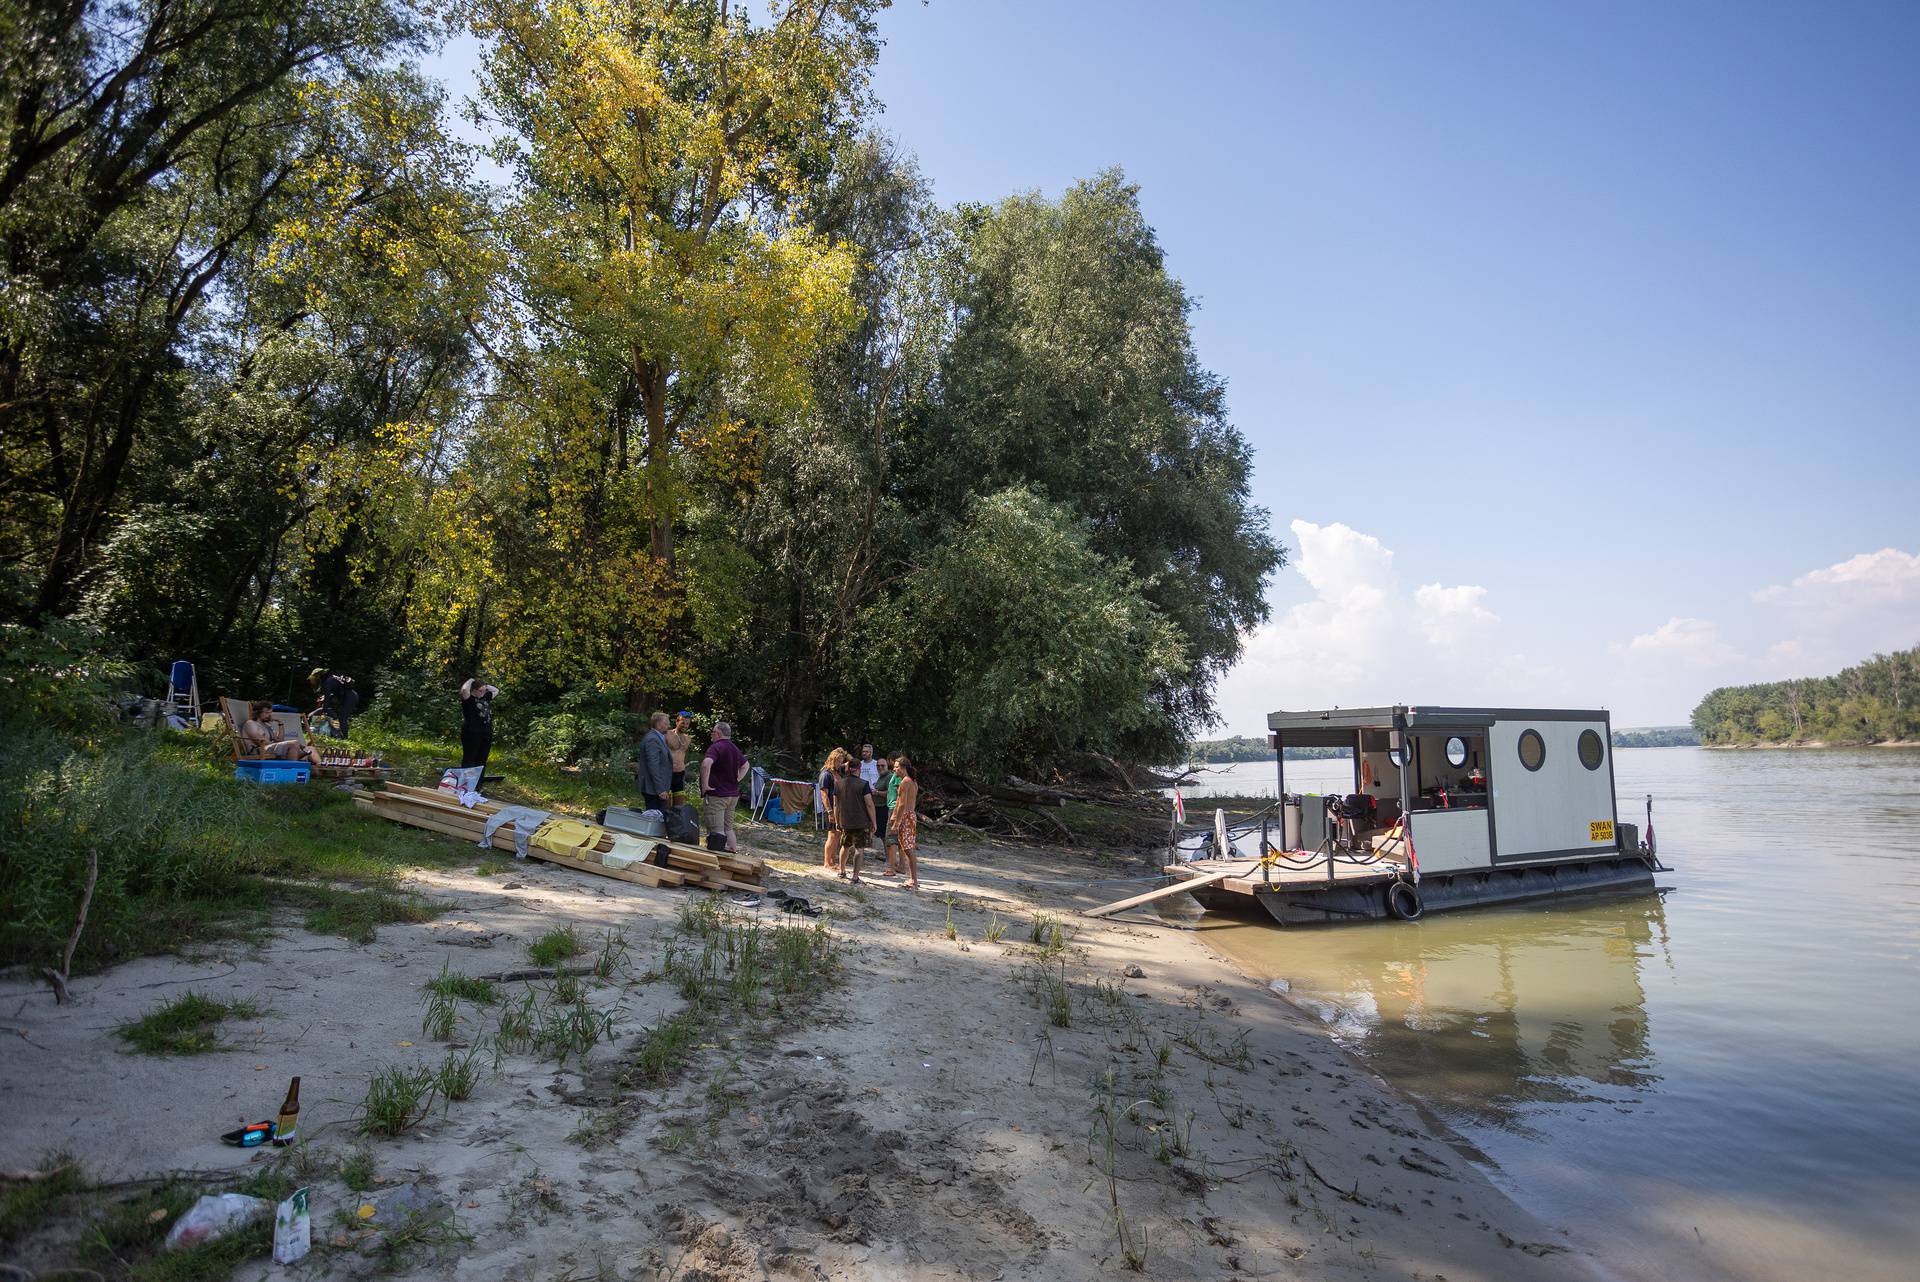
[353,782,766,894]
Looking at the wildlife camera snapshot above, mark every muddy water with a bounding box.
[1184,748,1920,1282]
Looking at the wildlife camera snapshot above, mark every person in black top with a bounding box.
[459,678,499,769]
[308,669,360,739]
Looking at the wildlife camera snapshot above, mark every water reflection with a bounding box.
[1202,893,1668,1135]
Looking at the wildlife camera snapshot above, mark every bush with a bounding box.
[522,690,643,769]
[0,622,135,734]
[355,665,456,739]
[0,729,272,970]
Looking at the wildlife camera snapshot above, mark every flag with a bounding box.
[1172,788,1186,825]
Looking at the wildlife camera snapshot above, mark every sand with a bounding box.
[0,821,1615,1281]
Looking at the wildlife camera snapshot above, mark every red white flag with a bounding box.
[1172,788,1186,824]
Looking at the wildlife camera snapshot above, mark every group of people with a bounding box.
[818,744,921,889]
[291,672,916,878]
[639,711,749,853]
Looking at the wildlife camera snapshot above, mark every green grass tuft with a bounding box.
[340,1147,377,1192]
[359,1064,437,1137]
[0,1151,84,1245]
[527,925,582,966]
[115,992,263,1056]
[426,960,498,1005]
[285,883,441,945]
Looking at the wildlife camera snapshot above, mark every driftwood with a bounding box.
[43,849,98,1005]
[476,964,599,982]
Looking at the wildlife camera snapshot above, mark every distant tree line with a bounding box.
[1186,735,1348,763]
[1691,648,1920,745]
[1611,726,1699,748]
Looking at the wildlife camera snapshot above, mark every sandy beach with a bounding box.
[0,823,1610,1281]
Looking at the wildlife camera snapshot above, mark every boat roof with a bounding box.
[1266,704,1610,746]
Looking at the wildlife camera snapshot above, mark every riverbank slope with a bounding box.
[1,822,1605,1281]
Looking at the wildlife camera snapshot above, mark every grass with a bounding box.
[984,911,1006,943]
[629,1009,704,1087]
[114,992,263,1056]
[284,882,442,945]
[426,960,499,1005]
[340,1147,377,1192]
[435,1047,483,1103]
[527,925,582,967]
[360,1064,437,1136]
[0,1152,84,1244]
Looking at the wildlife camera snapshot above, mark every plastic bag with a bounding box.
[273,1187,311,1263]
[164,1192,273,1251]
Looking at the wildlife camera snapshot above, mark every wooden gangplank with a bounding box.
[1082,867,1238,918]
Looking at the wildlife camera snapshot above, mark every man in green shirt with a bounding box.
[880,754,901,875]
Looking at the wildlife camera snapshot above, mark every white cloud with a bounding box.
[1211,520,1561,734]
[1751,548,1920,656]
[1212,535,1920,738]
[1615,617,1740,667]
[1606,549,1920,723]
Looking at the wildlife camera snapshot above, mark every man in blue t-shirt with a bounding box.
[700,722,750,852]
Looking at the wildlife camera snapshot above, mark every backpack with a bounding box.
[664,804,700,845]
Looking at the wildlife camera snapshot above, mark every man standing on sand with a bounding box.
[700,721,750,852]
[834,753,876,884]
[666,711,693,806]
[639,712,673,814]
[858,743,880,790]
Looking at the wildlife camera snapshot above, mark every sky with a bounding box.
[427,1,1920,733]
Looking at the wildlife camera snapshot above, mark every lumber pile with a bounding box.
[353,782,766,893]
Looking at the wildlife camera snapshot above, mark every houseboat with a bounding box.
[1155,705,1663,925]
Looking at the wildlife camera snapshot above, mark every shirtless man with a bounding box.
[666,711,693,806]
[241,701,322,768]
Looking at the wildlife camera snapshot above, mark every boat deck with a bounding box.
[1164,855,1402,896]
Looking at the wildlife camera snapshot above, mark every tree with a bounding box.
[916,171,1281,754]
[471,0,879,566]
[0,0,427,620]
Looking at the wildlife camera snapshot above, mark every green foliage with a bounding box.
[115,992,264,1056]
[5,3,1281,795]
[1692,648,1920,745]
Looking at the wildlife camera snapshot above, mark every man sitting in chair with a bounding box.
[241,701,323,768]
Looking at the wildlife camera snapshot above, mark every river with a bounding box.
[1170,748,1920,1282]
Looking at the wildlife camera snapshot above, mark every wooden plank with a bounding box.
[1081,868,1238,918]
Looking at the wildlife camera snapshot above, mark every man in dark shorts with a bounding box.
[834,755,875,884]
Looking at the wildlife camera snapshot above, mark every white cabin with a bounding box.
[1266,705,1623,873]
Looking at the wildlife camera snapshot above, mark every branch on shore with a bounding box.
[43,849,99,1006]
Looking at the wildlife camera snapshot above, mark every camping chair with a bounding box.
[163,660,201,726]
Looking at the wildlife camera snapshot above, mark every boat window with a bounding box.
[1578,728,1605,771]
[1518,728,1546,772]
[1445,736,1468,767]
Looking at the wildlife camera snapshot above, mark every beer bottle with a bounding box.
[272,1077,301,1145]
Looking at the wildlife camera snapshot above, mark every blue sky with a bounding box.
[428,2,1920,731]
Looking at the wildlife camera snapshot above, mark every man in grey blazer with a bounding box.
[640,711,673,813]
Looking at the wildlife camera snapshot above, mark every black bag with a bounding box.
[648,843,672,867]
[705,832,729,852]
[664,804,700,845]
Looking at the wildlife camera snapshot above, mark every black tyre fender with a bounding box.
[1386,880,1424,921]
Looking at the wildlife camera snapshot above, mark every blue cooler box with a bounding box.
[235,760,311,785]
[763,795,802,825]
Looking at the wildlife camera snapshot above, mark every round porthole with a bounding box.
[1578,728,1605,771]
[1445,736,1468,768]
[1517,729,1545,772]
